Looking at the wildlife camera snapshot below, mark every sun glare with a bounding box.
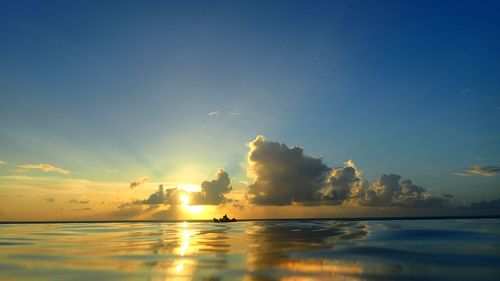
[180,195,190,207]
[178,193,204,216]
[178,184,201,193]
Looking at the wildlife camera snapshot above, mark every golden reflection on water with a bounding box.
[1,220,498,280]
[167,221,198,281]
[0,221,370,280]
[279,260,364,281]
[244,221,368,281]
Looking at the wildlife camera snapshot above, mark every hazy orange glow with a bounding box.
[178,184,201,193]
[179,193,204,217]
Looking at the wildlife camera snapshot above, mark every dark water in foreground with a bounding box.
[0,219,499,281]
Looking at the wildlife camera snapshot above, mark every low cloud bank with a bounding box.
[130,169,232,206]
[469,198,500,212]
[120,136,497,217]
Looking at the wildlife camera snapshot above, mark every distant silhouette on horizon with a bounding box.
[213,214,237,222]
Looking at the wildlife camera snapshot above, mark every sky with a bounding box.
[0,0,499,221]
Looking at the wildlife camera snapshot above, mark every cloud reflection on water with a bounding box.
[0,220,499,280]
[244,221,368,280]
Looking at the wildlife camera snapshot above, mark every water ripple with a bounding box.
[0,219,498,280]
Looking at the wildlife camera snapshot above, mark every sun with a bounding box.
[179,195,190,207]
[178,193,204,215]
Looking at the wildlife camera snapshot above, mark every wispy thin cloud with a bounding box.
[18,164,70,175]
[460,88,470,96]
[130,176,149,188]
[208,111,241,117]
[0,160,6,165]
[454,166,500,177]
[69,199,90,204]
[72,207,91,211]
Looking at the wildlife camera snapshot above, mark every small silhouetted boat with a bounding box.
[213,214,237,222]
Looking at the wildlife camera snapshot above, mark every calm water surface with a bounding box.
[0,219,499,280]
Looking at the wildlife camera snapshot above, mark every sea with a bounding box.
[0,218,499,280]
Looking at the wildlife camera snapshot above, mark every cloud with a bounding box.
[0,160,6,165]
[113,205,145,218]
[115,186,186,220]
[129,176,150,188]
[246,136,451,208]
[72,207,91,211]
[247,135,330,205]
[141,185,169,205]
[460,88,470,96]
[191,169,232,205]
[69,199,90,204]
[113,203,182,220]
[454,166,500,177]
[133,185,183,205]
[323,160,365,205]
[208,111,241,117]
[129,169,232,207]
[231,199,245,210]
[44,197,55,203]
[350,173,449,208]
[469,198,500,212]
[323,161,448,208]
[18,163,70,175]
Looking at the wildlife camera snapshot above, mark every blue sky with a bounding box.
[0,0,499,219]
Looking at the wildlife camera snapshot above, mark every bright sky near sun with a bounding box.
[0,0,499,221]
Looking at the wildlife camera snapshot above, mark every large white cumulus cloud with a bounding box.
[247,135,451,208]
[323,160,367,205]
[247,135,330,205]
[346,173,449,208]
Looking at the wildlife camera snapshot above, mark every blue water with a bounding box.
[0,219,499,280]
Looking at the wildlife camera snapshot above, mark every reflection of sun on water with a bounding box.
[175,262,184,272]
[166,222,198,280]
[176,221,199,257]
[180,230,191,256]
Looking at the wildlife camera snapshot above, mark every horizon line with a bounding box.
[1,214,499,224]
